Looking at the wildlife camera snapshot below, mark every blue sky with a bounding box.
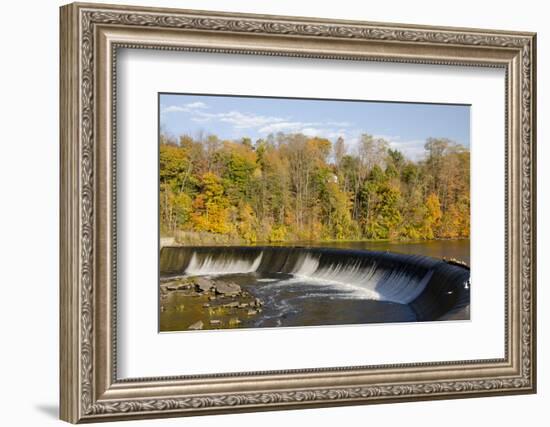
[160,93,470,161]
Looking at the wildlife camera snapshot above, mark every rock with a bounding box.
[188,320,203,330]
[195,277,214,292]
[238,303,249,309]
[162,280,189,291]
[202,303,210,308]
[224,302,239,308]
[247,309,257,316]
[254,298,262,307]
[177,283,192,290]
[160,305,165,312]
[214,281,241,296]
[208,295,217,301]
[210,319,222,326]
[229,318,241,326]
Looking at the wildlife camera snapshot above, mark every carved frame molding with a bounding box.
[60,2,536,423]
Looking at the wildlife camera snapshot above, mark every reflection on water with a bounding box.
[285,239,470,266]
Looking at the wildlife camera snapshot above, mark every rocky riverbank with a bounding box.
[160,276,264,331]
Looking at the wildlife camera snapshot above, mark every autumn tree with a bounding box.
[159,131,469,243]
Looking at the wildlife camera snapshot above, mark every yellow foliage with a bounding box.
[237,203,258,243]
[159,133,470,243]
[268,225,288,242]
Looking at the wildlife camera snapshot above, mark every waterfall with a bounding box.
[291,253,321,276]
[184,252,263,275]
[160,246,470,319]
[287,255,433,303]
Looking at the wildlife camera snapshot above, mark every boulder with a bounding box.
[162,280,179,286]
[210,319,222,326]
[195,277,214,292]
[188,320,203,330]
[215,281,241,296]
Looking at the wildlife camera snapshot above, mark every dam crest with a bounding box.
[160,246,470,321]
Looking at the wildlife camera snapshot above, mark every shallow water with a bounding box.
[160,272,418,332]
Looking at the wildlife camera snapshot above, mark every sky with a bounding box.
[159,93,470,161]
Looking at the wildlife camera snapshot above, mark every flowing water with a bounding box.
[273,239,470,266]
[159,241,470,332]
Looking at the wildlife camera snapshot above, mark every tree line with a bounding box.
[160,132,470,243]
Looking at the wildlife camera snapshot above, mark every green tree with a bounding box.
[159,131,469,244]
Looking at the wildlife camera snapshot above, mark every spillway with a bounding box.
[160,246,470,322]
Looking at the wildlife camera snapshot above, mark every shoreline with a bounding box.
[160,237,471,246]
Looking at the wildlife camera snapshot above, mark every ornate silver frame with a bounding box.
[60,2,537,423]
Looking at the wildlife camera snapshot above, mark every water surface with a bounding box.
[159,241,470,332]
[277,239,470,266]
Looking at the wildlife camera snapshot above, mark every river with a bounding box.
[295,239,470,266]
[159,240,470,332]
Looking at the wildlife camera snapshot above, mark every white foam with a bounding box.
[183,249,431,304]
[290,253,320,276]
[291,257,429,304]
[185,252,263,275]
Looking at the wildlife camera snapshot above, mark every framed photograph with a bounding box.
[60,2,537,423]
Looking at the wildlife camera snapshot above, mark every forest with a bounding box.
[160,132,470,244]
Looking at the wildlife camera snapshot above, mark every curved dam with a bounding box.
[160,246,470,324]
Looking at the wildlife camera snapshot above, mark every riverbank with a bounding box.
[161,230,470,247]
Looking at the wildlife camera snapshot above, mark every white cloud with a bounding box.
[191,110,287,129]
[300,127,325,137]
[160,99,438,162]
[258,121,314,134]
[161,101,208,114]
[162,103,428,158]
[189,115,211,123]
[327,121,353,127]
[373,134,402,142]
[368,134,427,161]
[327,132,427,161]
[217,111,286,129]
[186,102,207,109]
[259,120,353,136]
[162,100,358,139]
[388,139,426,161]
